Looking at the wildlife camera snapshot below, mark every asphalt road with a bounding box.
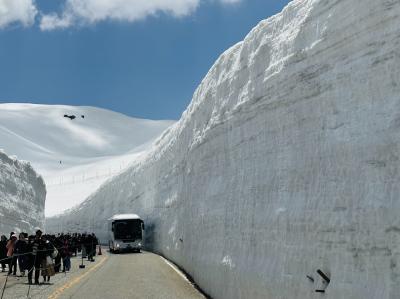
[0,251,205,299]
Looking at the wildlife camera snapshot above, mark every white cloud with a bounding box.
[0,0,37,28]
[40,13,73,30]
[40,0,241,31]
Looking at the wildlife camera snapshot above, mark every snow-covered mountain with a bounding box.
[47,0,400,298]
[0,150,46,235]
[0,103,174,216]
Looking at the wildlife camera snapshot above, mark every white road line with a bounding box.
[161,256,191,283]
[160,255,207,298]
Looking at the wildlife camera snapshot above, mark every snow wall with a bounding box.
[46,0,400,298]
[0,151,46,235]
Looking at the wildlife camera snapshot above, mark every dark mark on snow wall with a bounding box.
[63,114,85,120]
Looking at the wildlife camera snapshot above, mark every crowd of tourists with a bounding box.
[0,230,99,285]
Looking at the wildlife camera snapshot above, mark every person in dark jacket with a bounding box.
[62,239,71,272]
[53,236,62,273]
[15,232,28,276]
[0,235,7,272]
[26,235,35,285]
[92,233,98,257]
[85,234,95,262]
[32,230,44,284]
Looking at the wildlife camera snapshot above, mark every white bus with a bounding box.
[108,214,144,253]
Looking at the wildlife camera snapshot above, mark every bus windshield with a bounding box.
[113,219,142,240]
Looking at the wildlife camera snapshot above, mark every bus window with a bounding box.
[114,220,142,240]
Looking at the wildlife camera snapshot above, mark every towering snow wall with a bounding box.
[0,151,46,235]
[47,0,400,298]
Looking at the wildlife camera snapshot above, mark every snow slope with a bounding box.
[47,0,400,298]
[0,150,46,235]
[0,104,174,216]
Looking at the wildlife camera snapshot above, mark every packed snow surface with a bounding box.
[47,0,400,298]
[0,104,174,216]
[0,150,46,235]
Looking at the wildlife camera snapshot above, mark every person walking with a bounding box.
[0,235,7,272]
[6,234,17,275]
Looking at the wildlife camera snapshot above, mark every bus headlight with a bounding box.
[116,243,120,248]
[138,242,142,247]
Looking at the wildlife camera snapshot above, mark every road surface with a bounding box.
[0,251,205,299]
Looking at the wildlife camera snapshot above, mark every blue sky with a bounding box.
[0,0,291,120]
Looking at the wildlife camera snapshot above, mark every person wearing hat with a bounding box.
[6,233,17,275]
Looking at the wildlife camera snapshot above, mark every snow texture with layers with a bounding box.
[47,0,400,298]
[0,150,46,235]
[0,104,174,216]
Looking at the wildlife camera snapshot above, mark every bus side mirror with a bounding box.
[111,223,114,232]
[142,222,145,230]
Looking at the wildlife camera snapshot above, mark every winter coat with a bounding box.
[62,241,71,257]
[0,239,7,259]
[25,242,35,269]
[43,240,55,258]
[32,238,45,267]
[15,239,28,255]
[6,239,16,257]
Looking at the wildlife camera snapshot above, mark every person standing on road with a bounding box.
[86,233,92,261]
[86,233,95,262]
[53,235,62,273]
[26,235,36,285]
[92,233,98,258]
[15,232,28,276]
[81,234,87,258]
[72,234,78,257]
[41,235,55,283]
[62,238,71,272]
[0,235,7,272]
[32,230,44,284]
[6,233,17,275]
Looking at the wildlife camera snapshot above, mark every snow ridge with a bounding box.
[0,150,46,235]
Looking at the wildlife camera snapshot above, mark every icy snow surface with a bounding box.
[47,0,400,298]
[0,104,174,216]
[0,150,46,235]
